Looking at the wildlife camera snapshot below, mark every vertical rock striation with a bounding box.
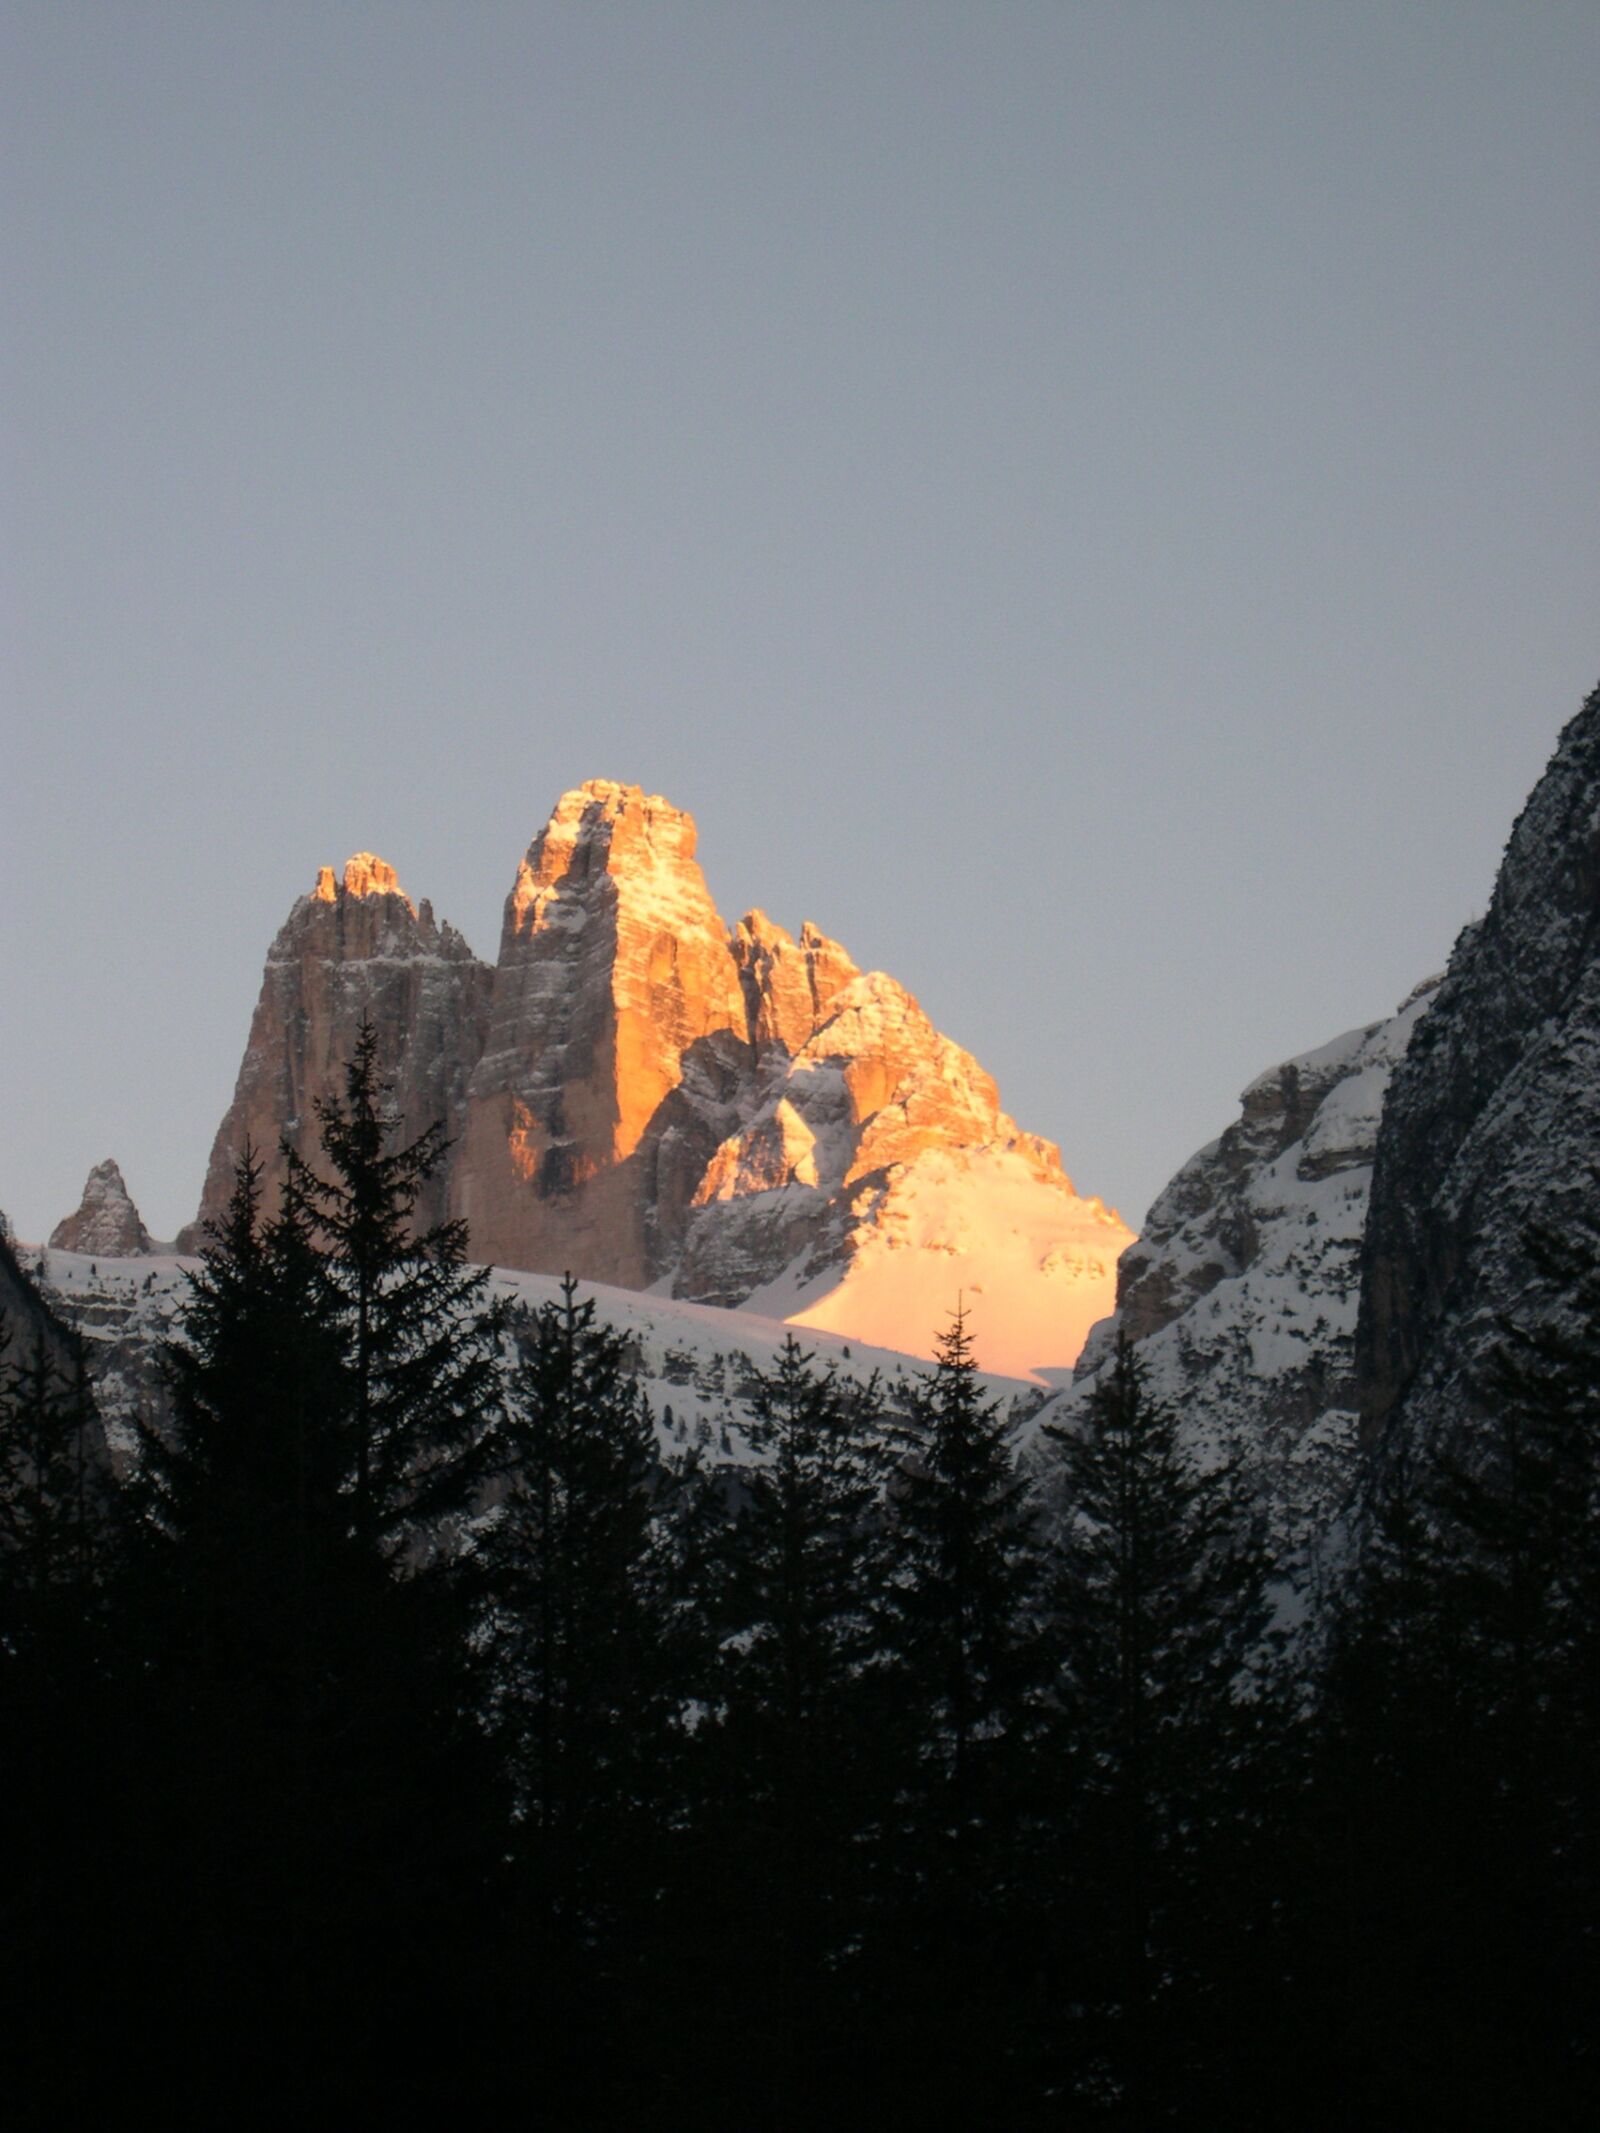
[453,783,753,1287]
[183,854,492,1245]
[1356,683,1600,1451]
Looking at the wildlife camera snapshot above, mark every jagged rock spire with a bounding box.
[182,855,491,1248]
[188,793,1131,1374]
[50,1159,154,1257]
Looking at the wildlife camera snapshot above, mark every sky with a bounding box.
[4,0,1598,1248]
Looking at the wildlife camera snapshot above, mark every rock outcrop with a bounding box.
[1031,982,1436,1586]
[1356,683,1600,1453]
[191,786,1128,1372]
[454,784,753,1289]
[446,781,1130,1370]
[49,1160,154,1257]
[184,854,492,1245]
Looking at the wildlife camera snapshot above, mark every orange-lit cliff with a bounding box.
[187,784,1132,1377]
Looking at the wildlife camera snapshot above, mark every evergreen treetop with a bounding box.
[282,1019,505,1551]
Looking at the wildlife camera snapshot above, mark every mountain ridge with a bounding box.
[177,781,1130,1376]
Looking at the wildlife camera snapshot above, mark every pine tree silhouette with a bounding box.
[283,1018,504,1552]
[1042,1331,1271,2115]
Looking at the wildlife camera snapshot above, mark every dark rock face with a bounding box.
[1356,683,1600,1449]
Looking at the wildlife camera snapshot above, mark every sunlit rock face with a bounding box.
[454,783,753,1289]
[1029,982,1437,1588]
[679,953,1134,1378]
[1357,684,1600,1457]
[49,1159,154,1257]
[183,855,492,1246]
[193,789,1129,1372]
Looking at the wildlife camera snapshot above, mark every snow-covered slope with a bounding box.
[1026,981,1436,1593]
[744,1143,1129,1385]
[36,1248,1043,1474]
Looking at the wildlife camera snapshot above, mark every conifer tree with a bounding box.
[873,1308,1044,2113]
[470,1275,686,2104]
[475,1275,668,1896]
[283,1019,504,1553]
[1042,1332,1272,2107]
[1387,1235,1600,2117]
[0,1322,105,1650]
[121,1105,504,2083]
[0,1279,119,2102]
[885,1306,1042,1824]
[710,1336,890,2098]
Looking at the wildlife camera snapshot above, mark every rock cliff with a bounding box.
[454,783,752,1289]
[1029,982,1436,1587]
[49,1159,154,1257]
[189,785,1127,1373]
[1356,683,1600,1452]
[184,854,492,1245]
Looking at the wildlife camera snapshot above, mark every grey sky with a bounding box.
[4,1,1597,1247]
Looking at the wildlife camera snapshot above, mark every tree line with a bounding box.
[2,1032,1596,2123]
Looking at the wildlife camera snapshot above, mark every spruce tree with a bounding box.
[475,1276,667,1900]
[1392,1238,1600,2119]
[710,1336,890,2102]
[119,1107,503,2091]
[283,1019,504,1553]
[0,1323,106,1650]
[0,1283,118,2105]
[470,1274,683,2106]
[875,1307,1044,2114]
[1042,1332,1272,2111]
[885,1307,1042,1823]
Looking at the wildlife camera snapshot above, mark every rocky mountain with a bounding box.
[186,783,1129,1376]
[49,1160,154,1257]
[1357,683,1600,1454]
[184,854,492,1247]
[1027,980,1437,1589]
[1026,678,1600,1600]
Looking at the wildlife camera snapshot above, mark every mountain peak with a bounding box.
[49,1159,154,1257]
[312,853,412,908]
[193,782,1129,1373]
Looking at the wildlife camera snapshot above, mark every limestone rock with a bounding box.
[49,1159,155,1257]
[730,911,861,1056]
[192,788,1129,1373]
[183,853,492,1245]
[675,958,1127,1367]
[454,783,753,1288]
